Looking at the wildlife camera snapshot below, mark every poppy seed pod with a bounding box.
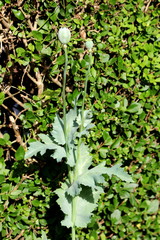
[85,40,94,50]
[58,27,71,44]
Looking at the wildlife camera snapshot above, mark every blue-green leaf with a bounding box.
[66,108,78,144]
[25,140,56,159]
[25,141,46,159]
[41,46,52,56]
[76,143,92,174]
[38,134,53,145]
[51,114,65,145]
[66,143,107,198]
[55,183,103,228]
[105,164,133,182]
[51,145,66,162]
[78,162,107,187]
[66,146,76,167]
[76,110,94,137]
[67,161,106,197]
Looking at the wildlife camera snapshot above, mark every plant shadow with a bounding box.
[40,154,71,240]
[10,151,71,240]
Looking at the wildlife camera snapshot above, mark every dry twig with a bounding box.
[9,116,26,148]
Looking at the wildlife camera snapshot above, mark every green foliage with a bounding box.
[0,0,159,239]
[0,92,5,105]
[20,90,60,132]
[0,135,53,239]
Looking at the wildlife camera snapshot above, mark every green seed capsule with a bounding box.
[58,27,71,44]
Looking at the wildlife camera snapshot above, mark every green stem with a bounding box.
[80,52,91,132]
[78,51,92,166]
[62,44,68,138]
[62,44,75,240]
[73,52,92,182]
[72,217,76,240]
[71,52,92,240]
[63,46,73,181]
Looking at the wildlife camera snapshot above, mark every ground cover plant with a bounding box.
[0,0,160,239]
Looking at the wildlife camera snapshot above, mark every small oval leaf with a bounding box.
[15,146,25,160]
[12,9,25,20]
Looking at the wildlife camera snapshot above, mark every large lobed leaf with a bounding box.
[67,161,107,197]
[55,183,104,228]
[50,109,78,146]
[76,110,95,137]
[51,145,66,162]
[105,164,134,183]
[50,114,65,145]
[76,143,92,174]
[66,145,76,167]
[25,140,55,159]
[25,134,65,161]
[66,144,133,197]
[76,110,93,128]
[56,162,133,228]
[25,110,79,163]
[66,108,78,144]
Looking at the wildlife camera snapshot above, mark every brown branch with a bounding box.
[5,89,24,108]
[6,229,13,239]
[144,0,152,12]
[9,116,26,148]
[51,74,62,87]
[20,93,34,103]
[11,174,28,192]
[0,17,13,29]
[26,71,38,85]
[33,1,41,30]
[0,131,3,138]
[36,70,44,95]
[26,70,44,96]
[13,230,25,240]
[16,108,28,121]
[2,103,17,118]
[19,7,33,30]
[17,0,25,7]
